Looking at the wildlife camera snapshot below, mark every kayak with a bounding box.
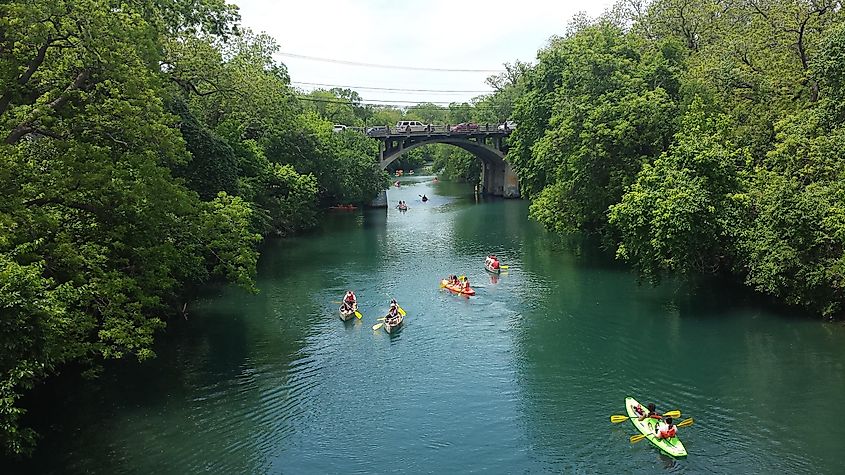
[625,397,687,458]
[339,304,357,321]
[440,279,476,296]
[384,312,403,333]
[484,263,501,274]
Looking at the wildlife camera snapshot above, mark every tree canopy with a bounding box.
[500,0,845,319]
[0,0,389,455]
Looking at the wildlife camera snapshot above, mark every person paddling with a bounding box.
[633,402,661,421]
[342,290,357,312]
[386,299,400,324]
[421,194,428,202]
[463,277,471,292]
[654,417,677,439]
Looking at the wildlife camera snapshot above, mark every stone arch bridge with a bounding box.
[364,124,520,207]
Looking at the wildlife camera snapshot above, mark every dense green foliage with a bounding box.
[504,0,845,319]
[0,0,388,455]
[431,145,483,183]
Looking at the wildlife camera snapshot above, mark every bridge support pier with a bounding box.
[504,161,520,198]
[369,189,388,208]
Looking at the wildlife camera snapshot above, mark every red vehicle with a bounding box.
[451,122,479,133]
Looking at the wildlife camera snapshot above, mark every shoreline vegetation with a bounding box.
[3,0,845,457]
[504,1,845,324]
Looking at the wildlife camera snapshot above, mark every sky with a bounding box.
[232,0,617,105]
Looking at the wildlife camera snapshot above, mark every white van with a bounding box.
[395,120,428,133]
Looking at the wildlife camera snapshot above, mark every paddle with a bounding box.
[397,305,406,316]
[372,322,383,331]
[629,418,694,443]
[440,277,465,287]
[610,410,681,423]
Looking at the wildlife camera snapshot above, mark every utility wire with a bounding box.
[291,81,493,94]
[279,52,504,73]
[296,96,485,108]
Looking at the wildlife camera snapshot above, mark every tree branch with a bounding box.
[5,69,90,144]
[23,196,100,215]
[0,38,54,117]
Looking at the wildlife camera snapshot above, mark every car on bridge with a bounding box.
[451,122,479,133]
[497,120,517,131]
[366,126,388,136]
[395,120,429,133]
[332,124,347,133]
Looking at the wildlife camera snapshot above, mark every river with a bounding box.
[8,175,845,474]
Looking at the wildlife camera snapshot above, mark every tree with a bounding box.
[510,22,683,234]
[609,100,747,279]
[0,0,260,455]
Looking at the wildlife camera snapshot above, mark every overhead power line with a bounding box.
[279,52,505,73]
[291,81,493,94]
[296,96,484,108]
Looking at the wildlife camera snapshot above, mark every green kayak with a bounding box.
[625,397,687,458]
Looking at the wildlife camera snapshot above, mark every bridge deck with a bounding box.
[351,124,513,138]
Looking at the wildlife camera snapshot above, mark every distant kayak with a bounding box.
[339,304,356,321]
[484,263,500,274]
[626,397,687,458]
[383,312,403,334]
[441,279,476,296]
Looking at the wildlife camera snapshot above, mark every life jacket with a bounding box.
[345,292,355,303]
[657,424,676,439]
[492,260,499,269]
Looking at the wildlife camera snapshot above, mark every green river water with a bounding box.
[8,175,845,474]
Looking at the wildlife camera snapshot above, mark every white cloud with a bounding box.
[231,0,617,104]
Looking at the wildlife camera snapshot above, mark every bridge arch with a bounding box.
[379,137,504,170]
[371,132,520,200]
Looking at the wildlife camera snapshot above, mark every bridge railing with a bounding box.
[362,123,514,137]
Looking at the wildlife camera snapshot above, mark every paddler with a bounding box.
[386,299,400,324]
[490,255,500,270]
[343,290,357,311]
[463,277,471,292]
[654,417,677,439]
[633,402,661,421]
